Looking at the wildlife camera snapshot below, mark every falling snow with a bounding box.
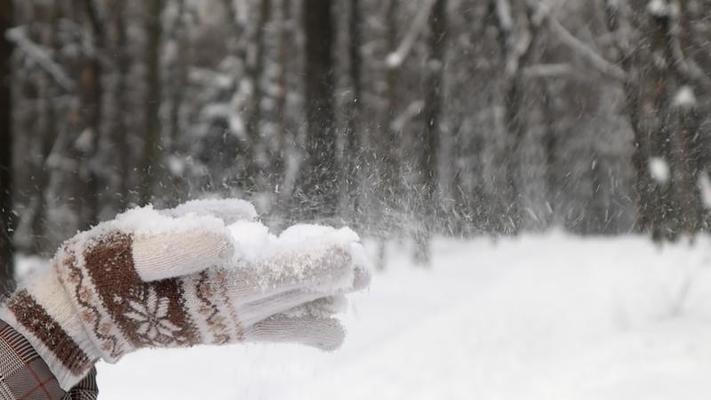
[649,157,670,184]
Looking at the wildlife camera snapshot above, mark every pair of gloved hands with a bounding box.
[0,199,371,390]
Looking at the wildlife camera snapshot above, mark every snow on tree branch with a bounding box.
[672,85,696,109]
[494,0,532,77]
[649,157,670,184]
[646,0,677,17]
[385,0,438,69]
[495,0,513,33]
[6,27,74,91]
[546,17,627,82]
[665,4,711,92]
[523,63,574,78]
[391,100,424,132]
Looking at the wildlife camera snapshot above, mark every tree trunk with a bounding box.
[541,81,558,226]
[414,0,447,265]
[671,95,702,233]
[30,75,55,255]
[383,0,400,225]
[646,11,677,241]
[501,73,525,233]
[606,0,704,239]
[604,0,652,233]
[375,0,399,271]
[76,0,105,229]
[245,0,272,191]
[273,0,293,219]
[493,0,539,234]
[666,1,703,234]
[588,153,607,233]
[140,0,164,205]
[29,1,62,255]
[109,0,132,209]
[0,0,14,289]
[298,0,337,219]
[343,0,362,223]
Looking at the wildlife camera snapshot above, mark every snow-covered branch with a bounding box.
[495,0,554,79]
[666,5,711,92]
[523,63,573,78]
[6,27,74,91]
[188,67,233,90]
[498,0,546,78]
[546,17,627,82]
[391,100,424,132]
[495,0,513,33]
[385,0,438,69]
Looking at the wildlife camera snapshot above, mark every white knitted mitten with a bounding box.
[0,199,370,390]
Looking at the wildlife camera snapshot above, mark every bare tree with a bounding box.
[383,0,401,220]
[375,0,400,270]
[343,0,362,222]
[140,0,164,205]
[605,0,705,239]
[0,0,14,288]
[245,0,272,190]
[297,0,338,219]
[108,0,132,209]
[75,0,105,229]
[540,80,558,224]
[28,0,62,254]
[414,0,447,265]
[272,0,296,218]
[6,0,711,262]
[494,0,541,233]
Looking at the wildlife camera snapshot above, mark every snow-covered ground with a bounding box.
[31,233,711,399]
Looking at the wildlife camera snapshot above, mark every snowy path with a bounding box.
[96,234,711,399]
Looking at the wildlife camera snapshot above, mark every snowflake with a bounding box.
[124,288,181,342]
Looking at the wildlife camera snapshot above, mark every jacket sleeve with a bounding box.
[0,319,98,400]
[62,368,98,400]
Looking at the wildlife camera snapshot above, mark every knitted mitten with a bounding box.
[0,199,370,390]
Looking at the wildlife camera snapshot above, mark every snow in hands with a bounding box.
[108,199,371,295]
[3,198,371,390]
[145,196,370,345]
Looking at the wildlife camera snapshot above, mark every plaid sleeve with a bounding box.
[61,369,97,400]
[0,320,97,400]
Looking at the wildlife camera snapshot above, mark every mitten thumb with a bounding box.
[109,206,235,281]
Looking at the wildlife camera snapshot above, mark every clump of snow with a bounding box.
[74,129,94,153]
[649,157,670,184]
[226,222,366,292]
[698,171,711,209]
[166,155,186,176]
[14,255,51,281]
[112,205,226,237]
[110,199,258,238]
[97,235,711,399]
[228,221,274,262]
[673,85,697,108]
[647,0,677,17]
[168,198,257,224]
[427,58,444,72]
[228,114,246,140]
[227,223,361,264]
[386,52,403,69]
[647,0,666,15]
[277,225,360,251]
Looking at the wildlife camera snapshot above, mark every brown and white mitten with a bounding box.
[0,200,370,391]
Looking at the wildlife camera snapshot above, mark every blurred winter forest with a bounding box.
[1,0,711,282]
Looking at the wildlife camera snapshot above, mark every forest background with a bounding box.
[1,0,710,286]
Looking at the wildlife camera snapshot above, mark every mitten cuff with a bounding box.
[0,268,101,391]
